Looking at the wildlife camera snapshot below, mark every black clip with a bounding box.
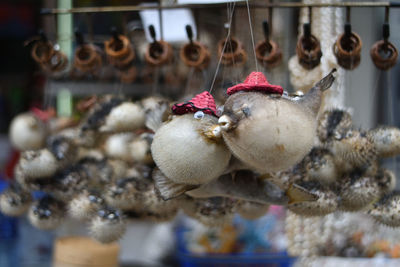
[344,23,352,39]
[149,25,157,43]
[303,23,311,39]
[383,23,390,41]
[185,25,193,44]
[38,29,48,42]
[262,20,270,43]
[74,29,84,45]
[111,27,120,42]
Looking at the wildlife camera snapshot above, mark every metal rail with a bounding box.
[40,1,400,15]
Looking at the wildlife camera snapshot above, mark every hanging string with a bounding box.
[245,0,258,72]
[184,67,196,96]
[386,70,398,175]
[209,2,236,93]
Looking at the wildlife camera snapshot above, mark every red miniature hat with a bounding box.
[31,107,56,122]
[172,91,218,116]
[227,72,283,95]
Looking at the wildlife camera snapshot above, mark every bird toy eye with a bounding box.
[334,132,342,140]
[194,111,204,120]
[346,131,354,138]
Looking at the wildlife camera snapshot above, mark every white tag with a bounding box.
[140,4,196,44]
[177,0,241,3]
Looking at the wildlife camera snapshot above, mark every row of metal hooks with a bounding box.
[29,1,398,83]
[40,1,400,15]
[294,5,398,70]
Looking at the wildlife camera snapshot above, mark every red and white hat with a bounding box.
[172,91,218,116]
[227,72,283,95]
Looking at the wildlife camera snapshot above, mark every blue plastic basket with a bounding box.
[176,227,296,267]
[0,179,18,240]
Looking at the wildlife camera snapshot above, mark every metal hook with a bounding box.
[74,29,84,45]
[111,27,121,42]
[344,23,352,38]
[344,7,352,38]
[262,20,270,43]
[385,6,390,23]
[149,25,157,43]
[223,22,232,43]
[303,23,311,39]
[267,1,273,32]
[383,7,390,42]
[185,25,193,44]
[301,5,312,39]
[38,29,48,42]
[383,23,390,41]
[85,13,94,43]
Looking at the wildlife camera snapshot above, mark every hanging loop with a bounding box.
[296,20,322,70]
[262,20,270,43]
[145,25,173,66]
[105,28,133,65]
[185,25,193,44]
[28,29,69,73]
[148,25,157,43]
[255,19,282,69]
[73,29,102,74]
[370,8,398,71]
[111,27,121,42]
[74,29,84,46]
[180,25,210,69]
[217,36,247,67]
[31,30,54,64]
[333,8,362,70]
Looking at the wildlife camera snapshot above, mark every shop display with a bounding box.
[1,72,342,243]
[1,5,400,267]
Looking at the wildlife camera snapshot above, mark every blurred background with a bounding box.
[0,0,400,266]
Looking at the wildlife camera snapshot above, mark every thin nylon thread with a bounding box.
[246,0,258,72]
[209,2,236,93]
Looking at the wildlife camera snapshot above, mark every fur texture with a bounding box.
[104,133,135,161]
[369,193,400,227]
[339,175,381,211]
[0,187,32,216]
[129,133,154,164]
[300,147,338,185]
[368,127,400,158]
[328,130,377,172]
[100,102,145,132]
[69,193,104,221]
[19,149,58,179]
[181,196,238,227]
[9,113,47,151]
[28,197,64,230]
[288,181,338,216]
[88,209,126,243]
[317,109,353,142]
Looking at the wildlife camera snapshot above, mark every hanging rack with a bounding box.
[40,1,400,15]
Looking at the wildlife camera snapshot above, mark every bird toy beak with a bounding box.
[218,115,234,131]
